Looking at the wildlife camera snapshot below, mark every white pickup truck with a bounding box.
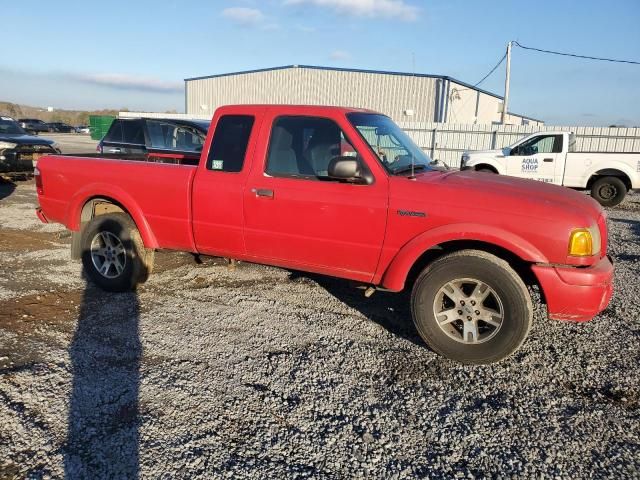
[460,131,640,206]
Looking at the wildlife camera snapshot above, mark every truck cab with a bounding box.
[461,131,640,206]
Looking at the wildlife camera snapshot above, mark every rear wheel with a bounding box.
[590,176,627,207]
[81,213,153,292]
[411,250,533,364]
[476,168,496,174]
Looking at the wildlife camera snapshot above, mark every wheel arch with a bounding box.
[378,226,545,292]
[474,164,499,174]
[587,168,632,191]
[67,185,158,249]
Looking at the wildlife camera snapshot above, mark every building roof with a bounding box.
[184,64,542,123]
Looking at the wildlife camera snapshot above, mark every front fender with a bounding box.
[66,183,159,248]
[379,223,547,292]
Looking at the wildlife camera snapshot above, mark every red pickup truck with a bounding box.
[35,105,614,364]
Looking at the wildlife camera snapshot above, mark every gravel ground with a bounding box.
[0,180,639,479]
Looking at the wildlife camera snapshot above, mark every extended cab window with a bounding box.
[122,120,145,145]
[266,116,358,179]
[206,115,255,172]
[512,135,563,155]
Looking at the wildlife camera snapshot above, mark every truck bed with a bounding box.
[37,155,198,251]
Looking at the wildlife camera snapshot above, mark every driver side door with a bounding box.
[243,113,388,283]
[506,134,563,184]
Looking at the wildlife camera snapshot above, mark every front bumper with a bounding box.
[0,151,34,173]
[0,146,56,173]
[532,255,614,322]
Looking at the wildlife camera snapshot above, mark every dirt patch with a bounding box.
[0,290,82,336]
[0,229,66,252]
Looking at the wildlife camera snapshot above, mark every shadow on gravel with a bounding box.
[617,218,640,238]
[289,272,425,348]
[0,178,16,201]
[64,232,142,478]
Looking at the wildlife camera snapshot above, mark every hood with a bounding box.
[0,133,55,146]
[410,170,602,222]
[465,148,504,157]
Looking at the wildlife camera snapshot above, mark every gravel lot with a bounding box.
[0,180,639,479]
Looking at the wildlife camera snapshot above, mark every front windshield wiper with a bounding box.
[391,164,428,175]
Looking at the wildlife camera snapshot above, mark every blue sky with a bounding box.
[1,0,639,125]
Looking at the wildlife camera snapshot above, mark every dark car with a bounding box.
[98,117,209,165]
[47,122,75,133]
[0,116,60,173]
[17,118,50,135]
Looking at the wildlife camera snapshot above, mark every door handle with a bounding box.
[252,188,274,198]
[543,158,554,162]
[107,148,122,154]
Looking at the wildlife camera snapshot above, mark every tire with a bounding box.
[411,250,533,364]
[476,168,496,174]
[80,213,154,292]
[590,176,627,207]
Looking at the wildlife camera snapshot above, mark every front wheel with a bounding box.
[411,250,533,364]
[81,213,154,292]
[590,176,627,207]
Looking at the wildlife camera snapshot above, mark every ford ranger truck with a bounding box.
[34,105,614,364]
[460,131,640,207]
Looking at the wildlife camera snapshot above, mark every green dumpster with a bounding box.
[89,115,116,141]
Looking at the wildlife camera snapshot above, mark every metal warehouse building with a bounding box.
[184,65,543,126]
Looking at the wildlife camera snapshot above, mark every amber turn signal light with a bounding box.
[568,229,593,256]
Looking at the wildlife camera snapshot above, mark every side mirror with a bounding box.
[328,156,368,184]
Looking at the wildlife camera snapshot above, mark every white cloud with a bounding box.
[284,0,419,21]
[221,7,265,25]
[330,50,351,60]
[73,73,183,93]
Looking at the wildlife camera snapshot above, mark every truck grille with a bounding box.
[14,144,57,154]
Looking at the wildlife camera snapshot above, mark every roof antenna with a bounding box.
[409,51,417,180]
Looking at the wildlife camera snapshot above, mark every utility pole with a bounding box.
[501,40,512,124]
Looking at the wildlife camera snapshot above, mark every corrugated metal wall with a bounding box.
[398,122,640,167]
[186,67,440,123]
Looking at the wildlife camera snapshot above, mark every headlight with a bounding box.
[568,225,601,257]
[0,141,17,150]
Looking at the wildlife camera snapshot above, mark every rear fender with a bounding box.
[379,223,547,291]
[587,163,637,188]
[66,183,158,249]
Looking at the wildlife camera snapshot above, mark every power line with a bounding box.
[513,41,640,65]
[474,52,507,87]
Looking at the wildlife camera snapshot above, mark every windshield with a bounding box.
[347,113,433,175]
[0,117,27,135]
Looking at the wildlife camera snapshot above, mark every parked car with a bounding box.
[0,116,60,173]
[75,125,90,134]
[34,105,613,364]
[47,122,75,133]
[460,131,640,206]
[17,118,50,135]
[97,117,209,165]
